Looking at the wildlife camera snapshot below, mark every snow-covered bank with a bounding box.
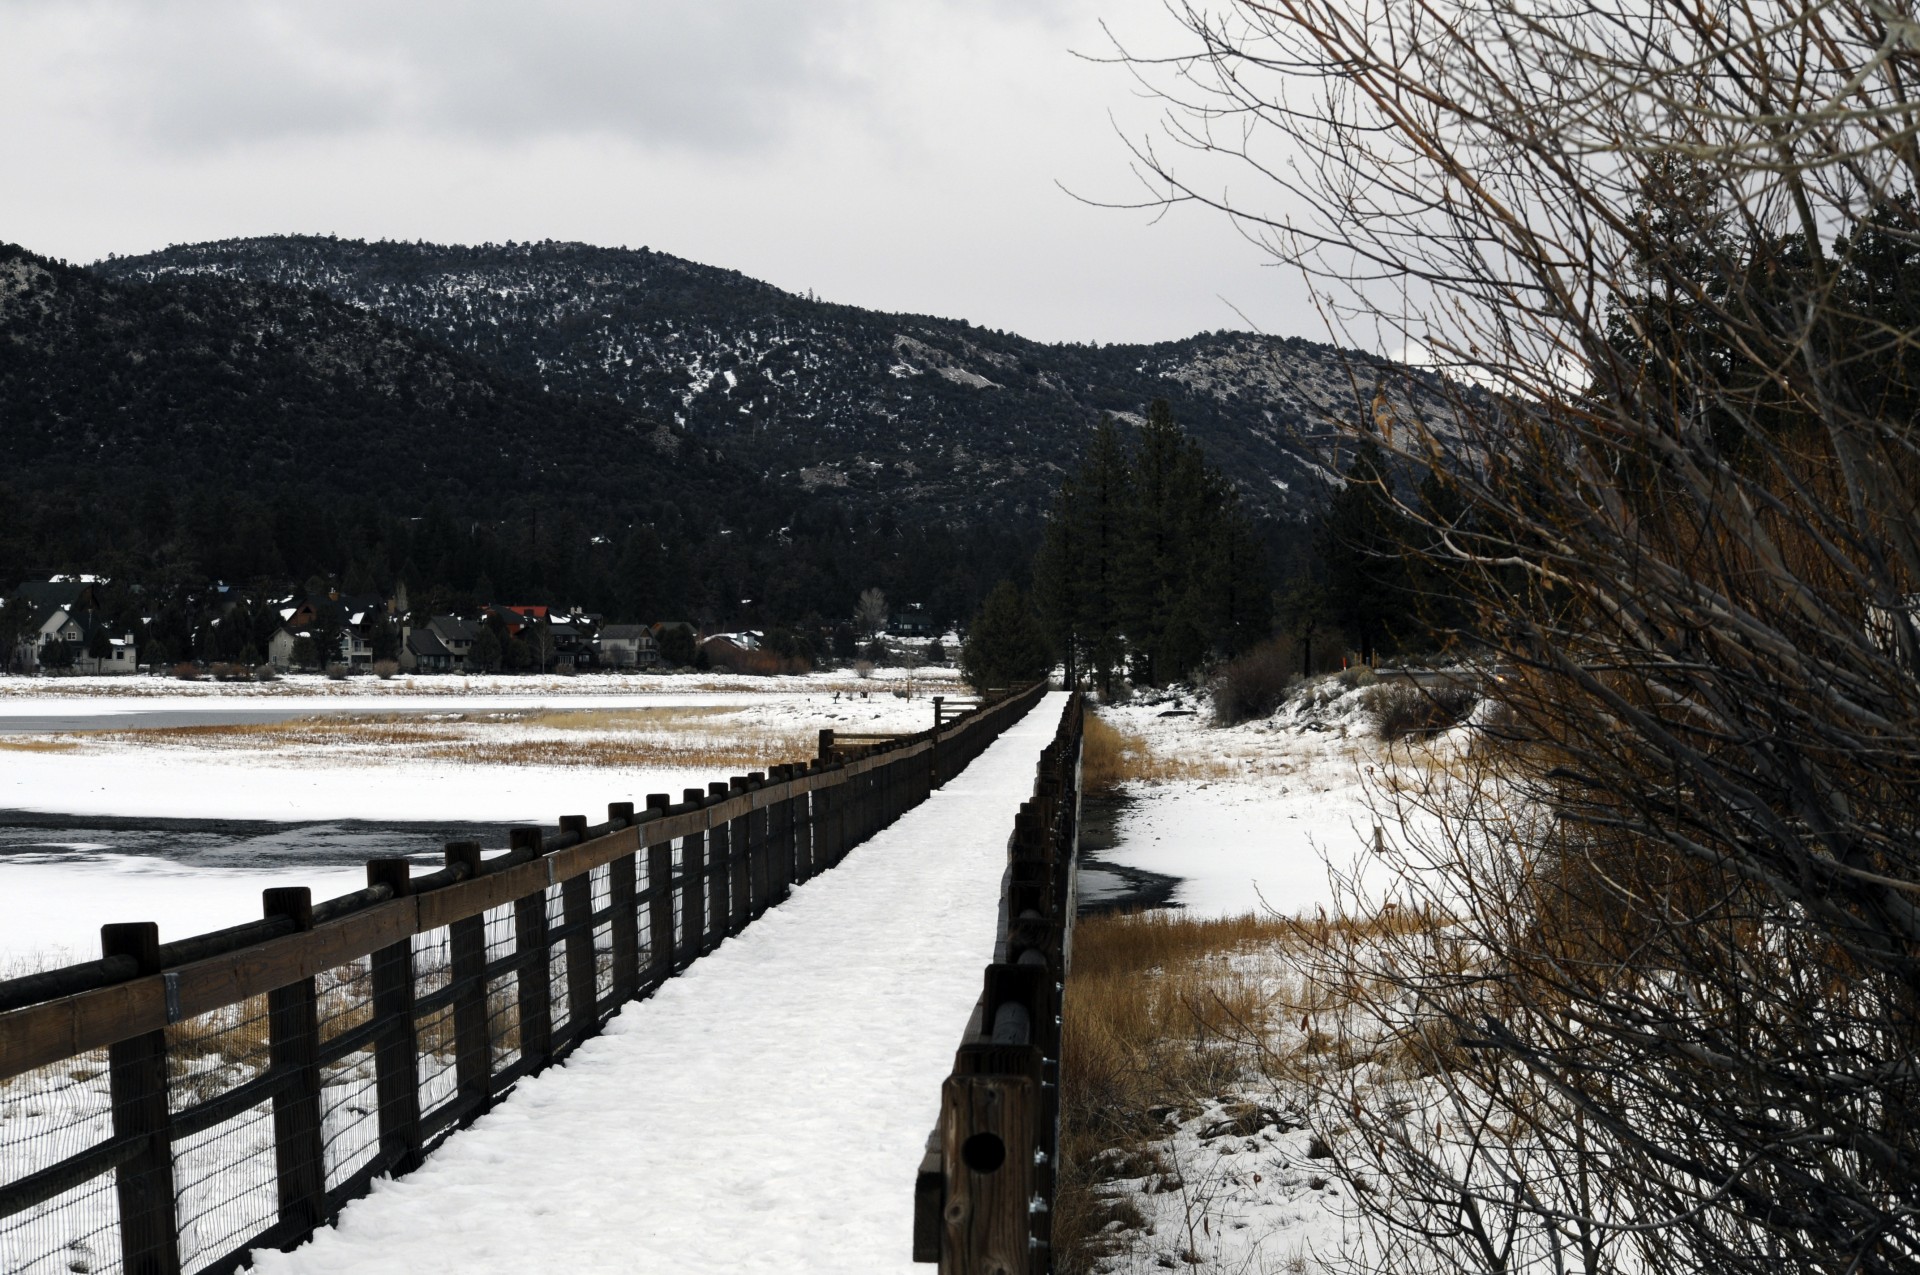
[243,693,1068,1275]
[1090,679,1450,918]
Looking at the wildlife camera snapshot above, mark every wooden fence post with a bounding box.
[509,828,553,1073]
[365,859,422,1176]
[733,775,762,918]
[769,766,795,903]
[819,766,838,871]
[680,791,707,967]
[262,886,328,1241]
[100,922,181,1275]
[606,804,639,1004]
[557,815,598,1040]
[705,782,734,941]
[795,765,817,882]
[442,842,491,1123]
[938,1073,1040,1275]
[645,796,674,990]
[727,778,753,934]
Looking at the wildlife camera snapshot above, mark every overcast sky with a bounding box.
[0,0,1321,346]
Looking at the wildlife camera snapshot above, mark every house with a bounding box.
[425,616,479,670]
[597,624,660,670]
[403,628,456,673]
[491,605,548,636]
[25,609,138,675]
[267,626,313,671]
[889,603,935,637]
[5,578,105,674]
[78,630,138,676]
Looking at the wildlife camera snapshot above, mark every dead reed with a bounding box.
[1056,906,1447,1273]
[70,707,821,772]
[1081,712,1318,793]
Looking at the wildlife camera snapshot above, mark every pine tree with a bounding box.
[1032,418,1132,694]
[960,581,1052,692]
[1317,436,1415,665]
[1036,400,1275,689]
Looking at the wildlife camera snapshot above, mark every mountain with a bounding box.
[1,243,733,508]
[96,236,1457,524]
[0,243,1055,627]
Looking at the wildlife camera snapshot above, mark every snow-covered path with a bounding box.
[247,692,1067,1275]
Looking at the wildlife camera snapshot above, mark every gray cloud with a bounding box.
[14,0,903,153]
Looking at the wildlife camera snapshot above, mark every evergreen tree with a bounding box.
[1037,400,1275,690]
[961,581,1053,692]
[1120,400,1204,685]
[469,625,503,673]
[1032,417,1132,694]
[1317,436,1416,665]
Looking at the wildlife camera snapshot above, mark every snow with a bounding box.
[241,692,1069,1275]
[1073,674,1483,1273]
[1090,681,1439,919]
[0,686,959,966]
[0,749,718,824]
[0,856,371,971]
[0,667,963,706]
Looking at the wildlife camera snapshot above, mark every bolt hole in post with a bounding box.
[961,1132,1007,1174]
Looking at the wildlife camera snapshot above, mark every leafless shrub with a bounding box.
[1362,682,1476,742]
[324,663,350,681]
[1208,638,1296,725]
[373,659,399,680]
[171,662,203,681]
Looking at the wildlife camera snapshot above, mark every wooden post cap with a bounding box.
[366,858,412,895]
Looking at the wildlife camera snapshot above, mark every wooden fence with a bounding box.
[0,681,1047,1275]
[914,691,1084,1275]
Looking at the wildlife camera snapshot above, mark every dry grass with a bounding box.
[0,738,79,752]
[1056,906,1449,1273]
[1082,712,1333,793]
[60,706,824,772]
[1059,911,1299,1270]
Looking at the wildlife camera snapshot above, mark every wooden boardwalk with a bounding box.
[243,694,1069,1275]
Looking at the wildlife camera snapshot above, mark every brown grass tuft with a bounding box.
[1056,905,1451,1272]
[1081,712,1309,792]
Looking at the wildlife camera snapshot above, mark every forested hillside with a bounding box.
[97,236,1456,524]
[0,243,1029,626]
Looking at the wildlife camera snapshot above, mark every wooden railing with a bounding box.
[0,682,1047,1275]
[914,692,1084,1275]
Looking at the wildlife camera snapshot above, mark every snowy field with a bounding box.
[239,692,1069,1275]
[1089,677,1451,919]
[0,676,956,967]
[0,666,962,705]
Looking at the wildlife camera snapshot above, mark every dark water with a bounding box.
[0,810,510,871]
[1076,790,1181,915]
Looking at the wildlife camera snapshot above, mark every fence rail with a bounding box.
[914,691,1084,1275]
[0,681,1047,1275]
